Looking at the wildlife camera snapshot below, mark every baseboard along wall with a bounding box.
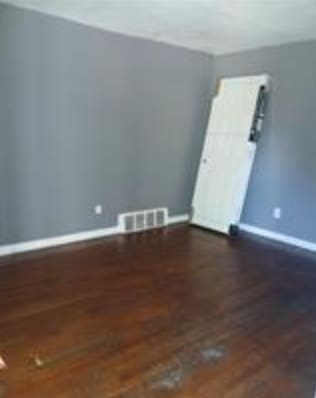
[0,214,190,257]
[1,216,315,257]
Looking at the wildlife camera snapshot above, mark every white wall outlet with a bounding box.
[273,207,282,219]
[94,205,103,215]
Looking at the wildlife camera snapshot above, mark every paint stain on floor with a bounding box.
[32,353,45,369]
[149,363,185,391]
[0,356,7,370]
[200,347,225,362]
[146,344,226,393]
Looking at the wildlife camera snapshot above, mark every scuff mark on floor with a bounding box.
[31,354,45,369]
[149,362,185,391]
[29,334,118,370]
[200,346,225,362]
[145,342,226,393]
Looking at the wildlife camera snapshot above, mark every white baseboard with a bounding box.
[239,223,316,253]
[0,213,190,257]
[3,217,312,257]
[0,225,122,257]
[169,213,190,224]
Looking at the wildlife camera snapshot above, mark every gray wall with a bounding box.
[213,42,316,242]
[2,4,316,247]
[0,4,213,245]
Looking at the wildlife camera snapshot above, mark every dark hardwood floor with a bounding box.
[1,225,316,397]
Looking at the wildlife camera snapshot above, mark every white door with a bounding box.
[191,75,269,234]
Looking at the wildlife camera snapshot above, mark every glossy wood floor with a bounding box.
[1,226,316,398]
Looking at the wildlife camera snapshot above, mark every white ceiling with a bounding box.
[3,0,316,54]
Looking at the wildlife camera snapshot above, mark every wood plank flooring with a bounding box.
[1,225,316,397]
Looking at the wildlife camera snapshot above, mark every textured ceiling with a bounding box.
[2,0,316,54]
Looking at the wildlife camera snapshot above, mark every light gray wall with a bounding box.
[213,42,316,242]
[2,4,315,247]
[0,4,213,245]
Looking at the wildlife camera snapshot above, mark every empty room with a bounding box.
[1,1,316,397]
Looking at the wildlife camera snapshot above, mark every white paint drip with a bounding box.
[150,365,184,391]
[200,347,225,361]
[0,356,7,370]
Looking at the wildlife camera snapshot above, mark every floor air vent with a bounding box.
[119,208,168,233]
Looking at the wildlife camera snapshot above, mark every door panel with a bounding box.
[192,75,269,234]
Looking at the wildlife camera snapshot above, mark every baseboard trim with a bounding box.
[239,223,316,253]
[0,226,122,257]
[3,218,312,257]
[0,213,190,257]
[169,213,190,224]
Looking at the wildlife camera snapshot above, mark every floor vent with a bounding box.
[119,208,168,233]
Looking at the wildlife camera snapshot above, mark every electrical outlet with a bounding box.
[273,207,281,219]
[94,205,103,215]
